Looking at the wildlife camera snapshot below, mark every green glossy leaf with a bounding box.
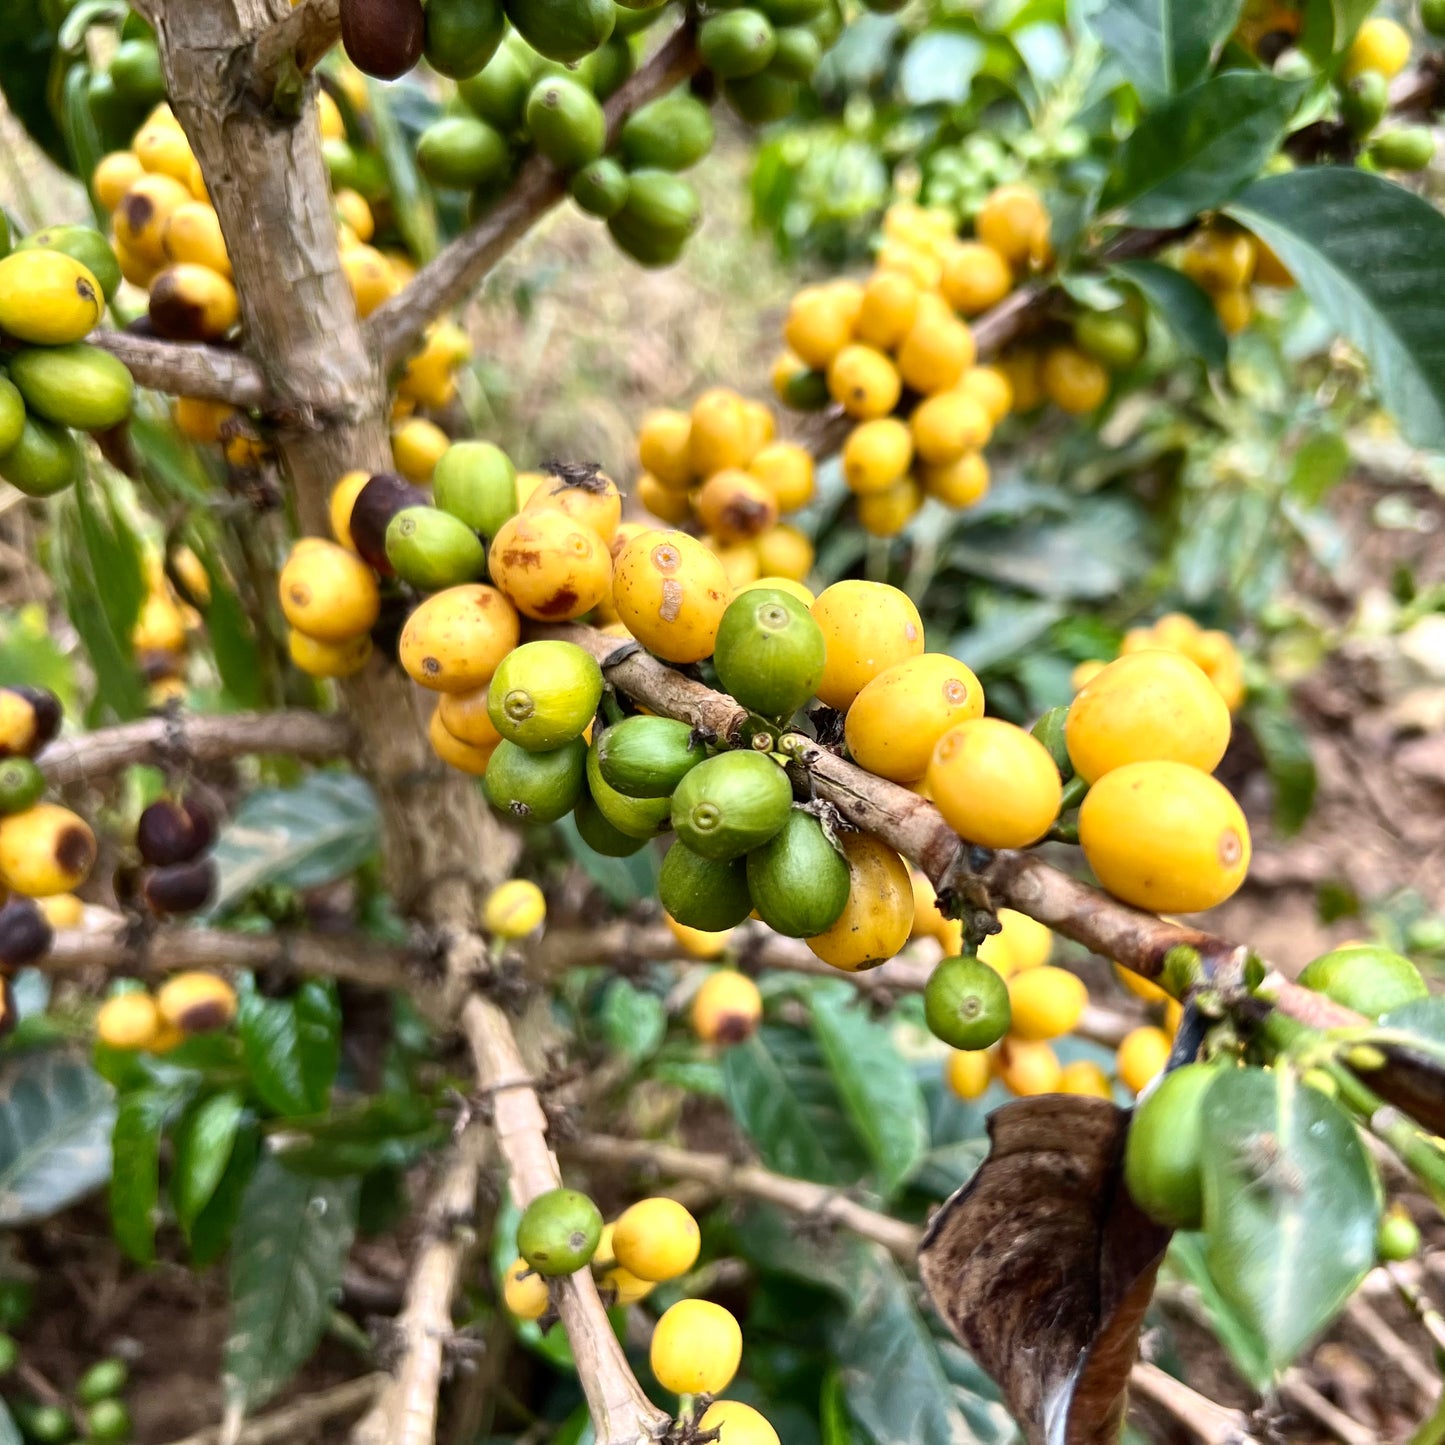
[598,979,666,1062]
[0,1049,114,1227]
[365,77,438,263]
[111,1083,188,1263]
[1299,0,1374,63]
[1200,1065,1379,1371]
[193,534,265,710]
[223,1154,358,1414]
[272,1095,444,1177]
[1088,0,1243,105]
[1247,695,1317,835]
[723,1026,868,1185]
[821,1370,861,1445]
[898,28,985,105]
[173,1090,246,1231]
[189,1123,261,1267]
[1228,169,1445,448]
[1166,1233,1272,1390]
[809,991,928,1198]
[0,0,67,169]
[832,1253,984,1445]
[1105,73,1303,226]
[209,773,380,915]
[239,980,341,1119]
[1288,430,1350,505]
[1113,258,1228,369]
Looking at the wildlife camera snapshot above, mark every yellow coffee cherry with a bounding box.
[503,1257,550,1320]
[1213,287,1254,337]
[993,909,1052,972]
[689,388,754,476]
[612,1198,701,1282]
[438,686,504,749]
[1080,761,1250,913]
[845,653,984,783]
[149,263,240,342]
[399,583,521,692]
[289,628,372,679]
[695,470,780,544]
[1113,961,1169,1003]
[842,417,913,495]
[941,241,1013,315]
[278,539,380,643]
[391,418,450,486]
[959,365,1014,424]
[134,120,195,183]
[747,441,815,512]
[96,992,164,1051]
[37,893,84,930]
[811,580,924,711]
[1065,649,1232,783]
[428,708,496,775]
[637,472,693,524]
[171,395,234,445]
[855,269,920,351]
[328,470,371,552]
[827,344,902,420]
[1041,344,1109,414]
[612,529,731,664]
[522,468,622,546]
[341,242,401,318]
[737,575,814,607]
[996,348,1043,412]
[784,285,856,369]
[1007,966,1088,1042]
[638,408,695,489]
[710,540,761,591]
[162,202,231,276]
[1179,229,1256,291]
[976,183,1049,270]
[896,314,975,394]
[946,1048,992,1100]
[482,879,546,938]
[115,172,193,262]
[93,151,145,211]
[1252,238,1294,288]
[1070,659,1107,692]
[1344,16,1410,79]
[650,1300,742,1396]
[666,914,733,959]
[602,1265,656,1305]
[805,832,912,972]
[927,718,1062,850]
[753,524,813,582]
[910,389,992,467]
[920,452,989,510]
[0,251,104,346]
[0,804,96,897]
[909,868,948,944]
[156,972,238,1033]
[739,399,775,462]
[489,510,612,621]
[1116,1025,1172,1094]
[993,1037,1062,1096]
[692,969,763,1044]
[698,1403,781,1445]
[334,187,375,242]
[1059,1059,1113,1099]
[132,592,189,654]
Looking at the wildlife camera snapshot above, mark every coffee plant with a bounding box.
[1,0,1445,1440]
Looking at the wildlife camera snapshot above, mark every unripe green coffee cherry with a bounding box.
[1339,70,1389,135]
[1368,125,1436,170]
[1422,0,1445,38]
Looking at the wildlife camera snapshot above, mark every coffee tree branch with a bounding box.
[366,23,702,371]
[92,331,272,409]
[37,708,353,786]
[247,0,344,103]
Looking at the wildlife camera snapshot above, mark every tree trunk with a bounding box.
[147,0,511,918]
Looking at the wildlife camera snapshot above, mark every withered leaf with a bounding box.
[918,1096,1171,1445]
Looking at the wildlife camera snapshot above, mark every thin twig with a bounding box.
[1127,1361,1256,1444]
[1279,1371,1377,1445]
[247,0,344,103]
[564,1133,922,1262]
[1394,1259,1445,1358]
[351,1128,491,1445]
[367,23,701,370]
[38,708,353,786]
[1346,1289,1439,1405]
[160,1374,387,1445]
[92,332,272,409]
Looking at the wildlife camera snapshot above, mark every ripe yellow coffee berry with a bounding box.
[910,390,992,466]
[437,687,503,749]
[698,1402,781,1445]
[278,540,379,643]
[855,269,920,350]
[1041,345,1109,414]
[666,914,733,959]
[489,510,612,622]
[502,1258,549,1321]
[695,470,779,544]
[0,251,104,345]
[1079,761,1250,913]
[689,388,754,476]
[1006,966,1088,1042]
[941,241,1013,315]
[1180,229,1256,291]
[748,441,815,513]
[946,1048,992,1100]
[428,709,496,776]
[811,580,924,711]
[612,529,731,664]
[328,470,371,552]
[482,879,546,939]
[976,183,1048,269]
[960,365,1014,424]
[858,478,922,539]
[753,525,814,582]
[805,832,911,972]
[993,1037,1062,1096]
[844,653,984,782]
[784,286,856,370]
[637,473,691,524]
[921,452,989,510]
[289,628,372,680]
[391,418,451,485]
[94,151,145,211]
[0,804,97,896]
[1114,961,1169,1003]
[399,584,521,693]
[827,344,902,420]
[1059,1059,1113,1099]
[1213,288,1253,337]
[612,1198,701,1282]
[692,969,763,1044]
[842,417,913,495]
[603,1265,656,1305]
[927,719,1062,849]
[650,1299,742,1396]
[37,893,83,930]
[1065,649,1231,783]
[1116,1025,1172,1094]
[96,992,164,1051]
[156,972,237,1033]
[637,408,694,489]
[522,467,622,547]
[981,910,1053,974]
[149,263,240,343]
[1344,16,1410,79]
[896,314,975,395]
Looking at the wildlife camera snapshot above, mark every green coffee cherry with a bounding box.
[1368,125,1436,171]
[76,1358,128,1405]
[0,1332,17,1374]
[516,1187,604,1276]
[1339,70,1389,135]
[1422,0,1445,37]
[85,1400,132,1443]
